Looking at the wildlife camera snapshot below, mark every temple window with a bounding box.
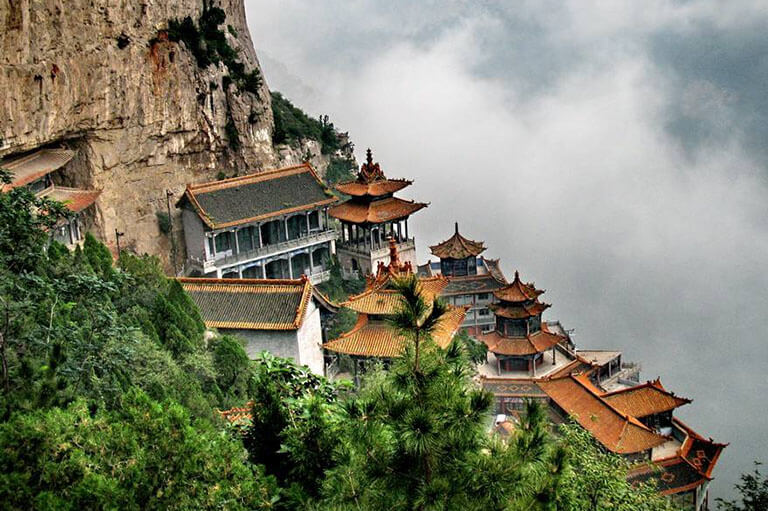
[287,214,308,240]
[237,226,255,252]
[260,219,284,246]
[308,210,320,231]
[214,232,232,254]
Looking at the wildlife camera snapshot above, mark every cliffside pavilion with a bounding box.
[179,276,334,375]
[322,239,467,383]
[2,148,100,248]
[420,223,508,335]
[329,149,427,279]
[178,163,338,283]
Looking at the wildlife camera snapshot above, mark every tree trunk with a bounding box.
[414,330,420,373]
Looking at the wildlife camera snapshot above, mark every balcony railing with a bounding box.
[309,270,332,285]
[337,238,415,259]
[188,229,338,272]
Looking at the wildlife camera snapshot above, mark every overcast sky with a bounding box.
[246,0,768,499]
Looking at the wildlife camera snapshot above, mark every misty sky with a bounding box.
[246,0,768,498]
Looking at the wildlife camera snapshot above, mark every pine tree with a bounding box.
[321,278,566,511]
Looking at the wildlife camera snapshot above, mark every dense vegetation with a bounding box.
[271,91,342,154]
[0,168,674,509]
[167,7,262,98]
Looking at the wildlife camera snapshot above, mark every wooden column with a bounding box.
[496,356,501,376]
[288,256,293,279]
[233,229,239,254]
[257,223,263,248]
[284,217,290,241]
[405,218,409,240]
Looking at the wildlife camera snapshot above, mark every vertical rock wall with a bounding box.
[0,0,278,262]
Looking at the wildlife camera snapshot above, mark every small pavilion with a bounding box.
[478,270,566,376]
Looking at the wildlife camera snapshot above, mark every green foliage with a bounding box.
[389,273,449,372]
[0,168,69,273]
[321,342,566,510]
[156,211,172,234]
[0,390,279,510]
[455,329,488,364]
[717,461,768,511]
[83,232,113,276]
[271,92,342,153]
[167,8,262,97]
[325,156,356,185]
[244,353,346,508]
[556,423,674,510]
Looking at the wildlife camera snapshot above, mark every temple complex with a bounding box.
[178,164,338,283]
[329,149,427,279]
[2,148,100,248]
[420,223,508,335]
[322,239,467,383]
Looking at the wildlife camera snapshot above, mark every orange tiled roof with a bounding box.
[674,418,728,479]
[493,271,544,303]
[42,186,101,213]
[430,223,486,259]
[335,179,412,197]
[2,148,74,190]
[219,401,253,426]
[323,306,468,358]
[180,163,337,229]
[179,277,313,330]
[538,375,669,454]
[628,419,727,495]
[328,196,427,224]
[478,325,564,356]
[602,379,692,417]
[490,300,550,319]
[344,277,448,315]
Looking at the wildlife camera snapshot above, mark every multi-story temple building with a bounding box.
[2,148,100,248]
[329,149,427,279]
[322,239,467,383]
[178,163,338,283]
[419,224,508,335]
[477,271,570,377]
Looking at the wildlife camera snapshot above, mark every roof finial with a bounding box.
[388,237,400,267]
[514,270,520,281]
[366,148,373,166]
[454,221,459,235]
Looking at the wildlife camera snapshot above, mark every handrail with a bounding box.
[189,229,337,270]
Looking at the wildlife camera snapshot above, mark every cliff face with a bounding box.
[0,0,278,260]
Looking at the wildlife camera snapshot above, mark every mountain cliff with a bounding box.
[0,0,346,264]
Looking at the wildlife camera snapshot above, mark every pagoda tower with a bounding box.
[429,222,487,277]
[478,270,566,376]
[329,149,428,279]
[425,223,507,335]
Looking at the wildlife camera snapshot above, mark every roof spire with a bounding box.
[455,221,459,234]
[388,237,400,267]
[514,270,520,281]
[358,148,384,183]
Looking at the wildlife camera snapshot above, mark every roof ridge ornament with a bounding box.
[358,148,385,183]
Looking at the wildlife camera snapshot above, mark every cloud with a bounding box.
[247,0,768,498]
